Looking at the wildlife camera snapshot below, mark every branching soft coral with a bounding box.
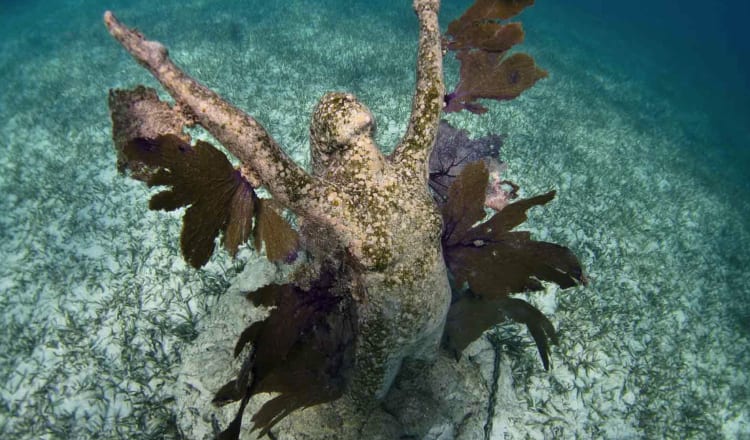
[444,0,547,113]
[124,134,255,267]
[213,268,356,436]
[437,161,585,370]
[109,88,298,268]
[102,0,585,437]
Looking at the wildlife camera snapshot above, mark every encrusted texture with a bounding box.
[104,0,448,417]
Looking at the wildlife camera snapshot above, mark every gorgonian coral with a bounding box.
[444,0,548,113]
[103,0,584,437]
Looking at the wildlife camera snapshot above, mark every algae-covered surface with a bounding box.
[1,0,748,438]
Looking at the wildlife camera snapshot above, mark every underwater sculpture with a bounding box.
[104,0,584,437]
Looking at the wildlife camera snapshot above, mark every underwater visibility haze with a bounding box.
[0,0,748,438]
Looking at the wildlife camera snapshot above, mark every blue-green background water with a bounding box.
[1,0,748,438]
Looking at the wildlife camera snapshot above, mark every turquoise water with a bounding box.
[1,0,748,438]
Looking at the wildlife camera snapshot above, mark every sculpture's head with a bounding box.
[310,92,375,173]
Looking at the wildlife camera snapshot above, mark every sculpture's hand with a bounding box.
[413,0,439,13]
[392,0,444,178]
[104,11,323,216]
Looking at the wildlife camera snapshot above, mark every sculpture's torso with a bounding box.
[309,92,451,400]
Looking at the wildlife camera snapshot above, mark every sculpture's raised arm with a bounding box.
[103,11,321,213]
[391,0,444,178]
[99,3,588,437]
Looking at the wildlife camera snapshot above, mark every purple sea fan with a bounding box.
[429,120,515,209]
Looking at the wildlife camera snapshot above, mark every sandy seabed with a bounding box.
[0,0,748,438]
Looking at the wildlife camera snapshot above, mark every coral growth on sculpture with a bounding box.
[104,0,584,437]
